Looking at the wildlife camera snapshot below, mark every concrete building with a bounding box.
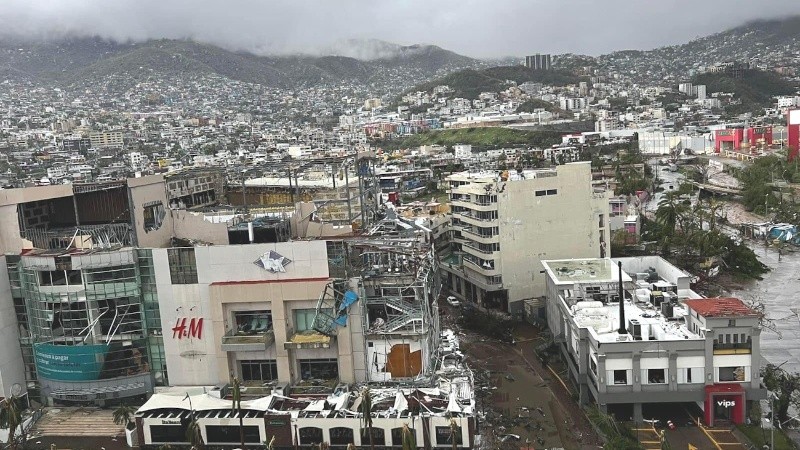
[542,256,767,425]
[89,130,124,150]
[525,54,552,70]
[453,144,472,160]
[440,162,611,315]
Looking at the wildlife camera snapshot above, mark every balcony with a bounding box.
[461,227,499,244]
[454,212,497,227]
[221,328,275,352]
[463,256,500,276]
[283,327,333,350]
[713,342,752,355]
[461,240,497,255]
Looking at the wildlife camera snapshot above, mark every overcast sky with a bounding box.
[2,0,800,58]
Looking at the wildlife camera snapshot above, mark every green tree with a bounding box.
[358,388,375,450]
[186,412,204,450]
[761,364,800,425]
[231,377,246,450]
[112,403,136,430]
[0,395,22,450]
[401,423,416,450]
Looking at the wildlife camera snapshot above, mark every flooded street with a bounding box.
[732,245,800,374]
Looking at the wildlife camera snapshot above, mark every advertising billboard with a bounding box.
[33,343,107,381]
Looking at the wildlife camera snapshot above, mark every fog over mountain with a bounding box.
[3,0,800,58]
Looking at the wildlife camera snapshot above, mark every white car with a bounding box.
[446,296,460,307]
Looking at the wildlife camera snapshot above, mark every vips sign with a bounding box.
[172,317,204,340]
[33,343,107,381]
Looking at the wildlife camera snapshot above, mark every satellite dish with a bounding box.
[11,383,22,396]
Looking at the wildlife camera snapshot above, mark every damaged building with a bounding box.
[0,171,476,447]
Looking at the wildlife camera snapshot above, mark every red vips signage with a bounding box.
[172,317,204,340]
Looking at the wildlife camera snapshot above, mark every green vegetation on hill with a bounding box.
[515,98,560,113]
[404,65,585,100]
[376,127,562,150]
[692,69,796,115]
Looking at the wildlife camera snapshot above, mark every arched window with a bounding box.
[299,426,323,445]
[391,427,416,447]
[329,427,354,446]
[361,427,385,446]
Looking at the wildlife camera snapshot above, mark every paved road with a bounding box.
[732,245,800,375]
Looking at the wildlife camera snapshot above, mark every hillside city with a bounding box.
[0,10,799,450]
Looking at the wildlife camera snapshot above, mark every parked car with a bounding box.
[446,296,460,307]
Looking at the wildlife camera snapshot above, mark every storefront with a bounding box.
[704,384,745,426]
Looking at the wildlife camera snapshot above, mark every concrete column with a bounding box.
[273,300,291,383]
[632,353,642,392]
[633,403,643,423]
[669,352,678,391]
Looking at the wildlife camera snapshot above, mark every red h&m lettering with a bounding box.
[172,317,203,339]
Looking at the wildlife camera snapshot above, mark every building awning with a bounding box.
[283,331,333,349]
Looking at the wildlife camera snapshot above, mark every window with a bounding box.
[680,367,703,384]
[535,190,546,197]
[330,427,354,446]
[299,427,323,445]
[233,311,272,334]
[392,427,416,447]
[293,309,317,332]
[206,425,260,444]
[613,369,628,385]
[535,189,558,197]
[728,320,736,327]
[143,201,166,232]
[168,248,197,284]
[299,358,338,380]
[590,357,597,375]
[647,368,666,384]
[38,270,82,286]
[719,366,747,382]
[599,214,605,228]
[240,360,277,382]
[150,425,187,443]
[436,425,462,445]
[547,189,557,195]
[361,427,386,446]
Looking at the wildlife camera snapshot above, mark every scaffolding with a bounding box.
[15,248,162,403]
[312,211,442,383]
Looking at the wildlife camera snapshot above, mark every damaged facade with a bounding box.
[0,168,476,447]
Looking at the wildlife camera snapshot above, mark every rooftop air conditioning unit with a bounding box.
[209,383,229,399]
[273,382,291,397]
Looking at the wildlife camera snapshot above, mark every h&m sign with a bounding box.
[172,317,204,340]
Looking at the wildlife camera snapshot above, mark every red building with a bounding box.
[714,126,773,153]
[788,109,800,161]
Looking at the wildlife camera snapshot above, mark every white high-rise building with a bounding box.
[442,162,611,314]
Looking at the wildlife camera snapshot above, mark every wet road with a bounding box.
[732,245,800,374]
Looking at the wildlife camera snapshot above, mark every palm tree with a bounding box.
[0,394,22,450]
[358,387,375,450]
[231,377,246,450]
[186,413,203,450]
[448,418,459,450]
[112,403,136,431]
[401,423,416,450]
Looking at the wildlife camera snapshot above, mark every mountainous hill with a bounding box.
[692,69,797,114]
[596,16,800,82]
[0,37,483,90]
[403,65,585,100]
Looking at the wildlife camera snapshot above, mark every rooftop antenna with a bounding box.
[618,261,627,335]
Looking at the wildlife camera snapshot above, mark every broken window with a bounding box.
[718,366,746,382]
[647,368,666,384]
[361,427,386,446]
[167,248,197,284]
[299,358,338,380]
[613,369,628,385]
[143,201,166,232]
[436,426,462,445]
